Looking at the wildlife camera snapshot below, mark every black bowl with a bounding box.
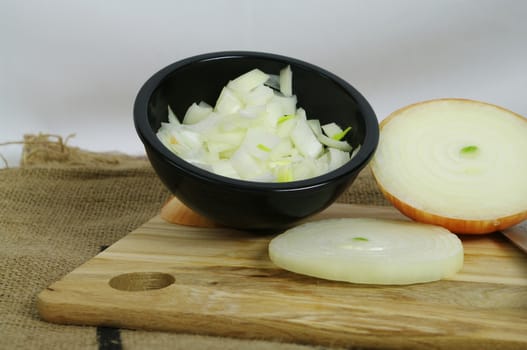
[134,51,379,231]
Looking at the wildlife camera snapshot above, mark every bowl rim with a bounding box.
[134,50,379,191]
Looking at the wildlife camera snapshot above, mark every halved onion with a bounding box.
[370,98,527,234]
[268,218,463,285]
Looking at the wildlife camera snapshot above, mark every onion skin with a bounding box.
[372,98,527,235]
[374,179,527,234]
[161,196,219,228]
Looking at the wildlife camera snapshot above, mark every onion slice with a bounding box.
[268,218,463,285]
[370,98,527,234]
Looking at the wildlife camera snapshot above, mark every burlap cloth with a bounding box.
[0,134,388,350]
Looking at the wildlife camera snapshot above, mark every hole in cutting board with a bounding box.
[109,272,175,291]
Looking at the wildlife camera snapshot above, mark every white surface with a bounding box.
[1,0,526,167]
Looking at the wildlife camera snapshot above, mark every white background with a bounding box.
[2,0,526,167]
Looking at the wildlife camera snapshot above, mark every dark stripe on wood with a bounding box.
[97,245,122,350]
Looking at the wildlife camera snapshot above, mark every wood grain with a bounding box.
[37,203,527,349]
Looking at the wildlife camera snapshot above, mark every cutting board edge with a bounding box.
[37,288,527,350]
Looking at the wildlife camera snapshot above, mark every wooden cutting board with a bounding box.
[37,203,527,349]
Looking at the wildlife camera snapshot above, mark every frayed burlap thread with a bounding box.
[21,133,146,168]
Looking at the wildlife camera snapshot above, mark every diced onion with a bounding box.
[214,87,242,115]
[279,65,293,97]
[290,117,323,158]
[268,218,464,285]
[182,102,213,125]
[317,134,353,152]
[157,67,361,182]
[227,68,269,93]
[321,122,342,139]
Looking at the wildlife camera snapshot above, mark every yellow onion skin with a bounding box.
[374,180,527,234]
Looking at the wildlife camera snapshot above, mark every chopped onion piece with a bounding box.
[332,126,352,140]
[214,87,242,115]
[276,117,298,138]
[328,148,350,170]
[271,94,297,116]
[279,65,293,97]
[307,119,322,136]
[206,130,245,147]
[317,134,352,152]
[211,160,240,179]
[198,101,212,108]
[295,107,307,121]
[292,158,317,180]
[291,118,323,158]
[269,139,295,161]
[242,85,274,107]
[183,102,213,124]
[268,218,464,285]
[350,143,361,160]
[276,164,294,182]
[230,148,264,180]
[278,114,295,124]
[242,128,281,160]
[321,122,342,138]
[227,68,269,93]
